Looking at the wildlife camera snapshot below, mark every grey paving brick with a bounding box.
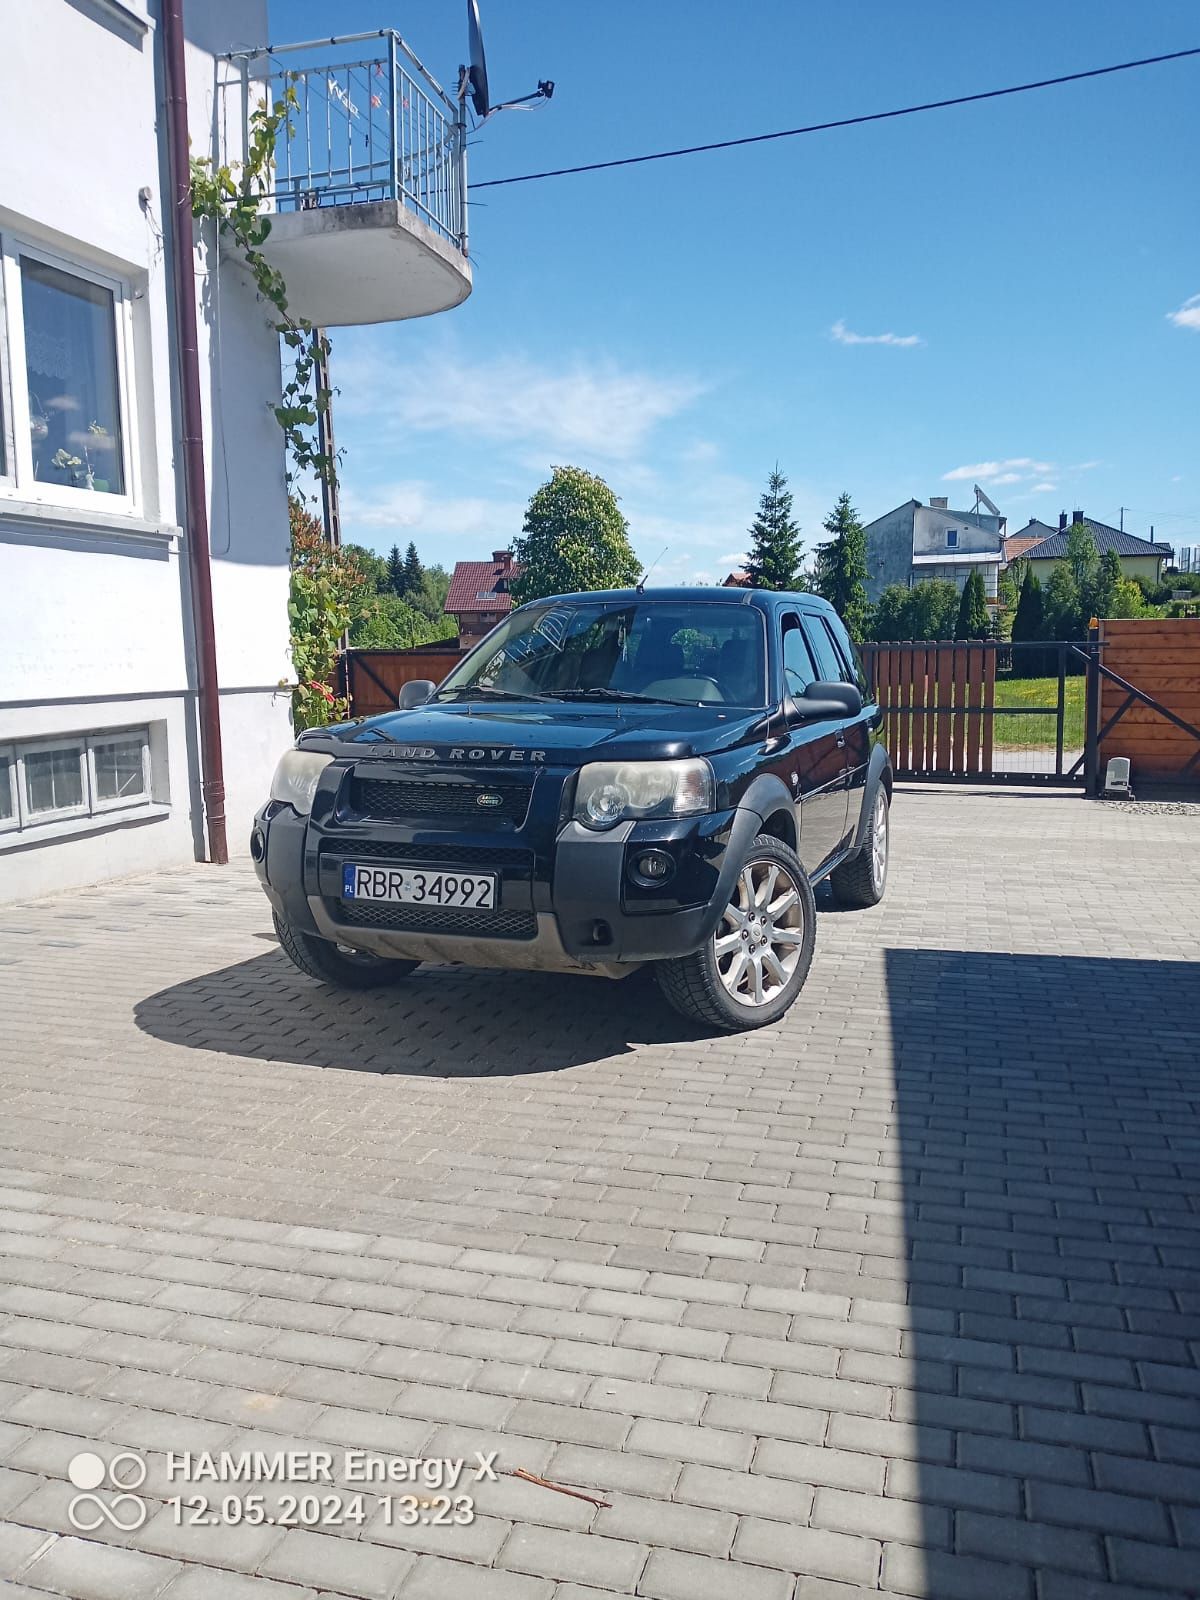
[546,1443,680,1501]
[734,1517,882,1587]
[498,1524,646,1590]
[753,1439,885,1494]
[703,1394,826,1445]
[638,1547,793,1600]
[627,1418,753,1471]
[20,1536,181,1600]
[884,1458,1021,1515]
[1025,1480,1172,1541]
[595,1491,735,1556]
[583,1377,703,1424]
[957,1431,1090,1484]
[812,1486,949,1548]
[956,1509,1104,1576]
[674,1462,812,1523]
[506,1400,630,1449]
[0,1521,52,1580]
[1107,1537,1200,1593]
[881,1541,1030,1600]
[1021,1403,1149,1455]
[400,1554,554,1600]
[827,1413,953,1464]
[262,1527,415,1598]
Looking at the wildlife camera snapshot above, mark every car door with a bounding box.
[821,612,874,838]
[781,613,848,874]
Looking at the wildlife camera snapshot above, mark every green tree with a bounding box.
[813,492,870,640]
[350,592,458,649]
[745,467,804,591]
[1093,548,1122,619]
[511,466,641,604]
[1065,518,1100,610]
[1010,565,1046,676]
[386,543,405,596]
[342,542,389,593]
[1043,563,1082,641]
[868,580,958,641]
[955,570,991,640]
[401,541,425,600]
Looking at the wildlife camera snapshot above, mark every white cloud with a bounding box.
[1167,294,1200,331]
[831,319,922,348]
[340,481,524,546]
[333,341,705,460]
[1029,482,1058,493]
[943,458,1054,483]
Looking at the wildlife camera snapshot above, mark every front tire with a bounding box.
[273,914,419,990]
[830,786,889,908]
[655,834,816,1032]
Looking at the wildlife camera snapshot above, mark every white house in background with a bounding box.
[863,496,1007,603]
[0,3,470,903]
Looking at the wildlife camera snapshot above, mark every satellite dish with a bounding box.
[467,0,490,118]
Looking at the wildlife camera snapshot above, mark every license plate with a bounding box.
[342,863,497,909]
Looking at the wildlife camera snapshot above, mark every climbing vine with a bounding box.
[189,82,336,492]
[191,84,351,727]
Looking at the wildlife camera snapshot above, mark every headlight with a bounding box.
[269,748,333,815]
[573,759,714,830]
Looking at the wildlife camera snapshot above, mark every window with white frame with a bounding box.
[945,528,959,549]
[0,234,135,509]
[0,727,156,837]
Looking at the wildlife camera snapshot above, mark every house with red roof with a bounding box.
[445,551,521,646]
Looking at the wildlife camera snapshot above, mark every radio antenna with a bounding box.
[636,546,669,592]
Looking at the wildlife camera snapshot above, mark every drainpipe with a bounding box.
[161,0,228,865]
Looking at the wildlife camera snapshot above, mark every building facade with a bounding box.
[863,496,1006,603]
[445,551,520,646]
[0,3,470,903]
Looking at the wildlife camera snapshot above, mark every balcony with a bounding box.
[219,31,471,327]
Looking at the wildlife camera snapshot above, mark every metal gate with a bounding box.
[861,640,1092,784]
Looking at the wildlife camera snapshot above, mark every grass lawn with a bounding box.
[993,674,1085,748]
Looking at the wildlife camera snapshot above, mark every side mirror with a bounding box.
[397,679,435,709]
[787,681,863,721]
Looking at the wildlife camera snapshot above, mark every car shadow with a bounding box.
[884,948,1200,1595]
[133,947,708,1077]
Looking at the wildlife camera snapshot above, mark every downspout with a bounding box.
[161,0,228,865]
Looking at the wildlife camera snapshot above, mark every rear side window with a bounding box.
[801,617,845,685]
[821,615,869,697]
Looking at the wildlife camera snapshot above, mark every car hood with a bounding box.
[306,700,767,765]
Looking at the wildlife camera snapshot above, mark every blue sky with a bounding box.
[269,0,1200,581]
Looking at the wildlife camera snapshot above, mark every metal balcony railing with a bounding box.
[223,31,467,253]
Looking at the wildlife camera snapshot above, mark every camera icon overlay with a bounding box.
[67,1450,149,1532]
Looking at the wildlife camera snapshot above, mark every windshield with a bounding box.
[436,600,768,707]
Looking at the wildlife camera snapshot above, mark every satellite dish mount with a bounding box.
[459,0,553,122]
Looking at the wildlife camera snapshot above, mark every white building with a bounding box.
[0,3,470,903]
[863,496,1007,604]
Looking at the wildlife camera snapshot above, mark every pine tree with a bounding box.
[745,467,803,591]
[813,492,869,641]
[386,544,404,596]
[954,570,990,640]
[401,541,425,600]
[1010,564,1045,677]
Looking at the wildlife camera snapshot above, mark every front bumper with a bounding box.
[253,772,761,973]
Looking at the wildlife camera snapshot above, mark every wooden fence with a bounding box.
[342,647,466,718]
[862,643,997,778]
[1098,618,1200,783]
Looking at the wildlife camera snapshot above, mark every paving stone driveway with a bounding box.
[0,787,1198,1600]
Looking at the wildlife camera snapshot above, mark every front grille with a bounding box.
[338,902,537,940]
[350,775,532,825]
[320,839,530,868]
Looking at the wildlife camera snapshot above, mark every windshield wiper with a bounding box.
[434,685,557,703]
[547,688,693,705]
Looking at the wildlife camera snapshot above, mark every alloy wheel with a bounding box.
[714,858,808,1008]
[870,792,888,894]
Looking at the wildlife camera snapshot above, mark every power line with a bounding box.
[469,46,1200,191]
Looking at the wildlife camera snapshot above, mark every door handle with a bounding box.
[835,730,846,748]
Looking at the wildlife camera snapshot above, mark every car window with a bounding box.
[781,615,817,697]
[821,616,869,697]
[801,616,845,685]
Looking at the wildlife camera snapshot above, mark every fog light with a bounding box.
[632,849,674,884]
[250,828,266,863]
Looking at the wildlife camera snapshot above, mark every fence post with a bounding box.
[1084,623,1102,796]
[1055,642,1066,779]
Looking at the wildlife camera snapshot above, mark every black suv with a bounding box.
[253,589,891,1032]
